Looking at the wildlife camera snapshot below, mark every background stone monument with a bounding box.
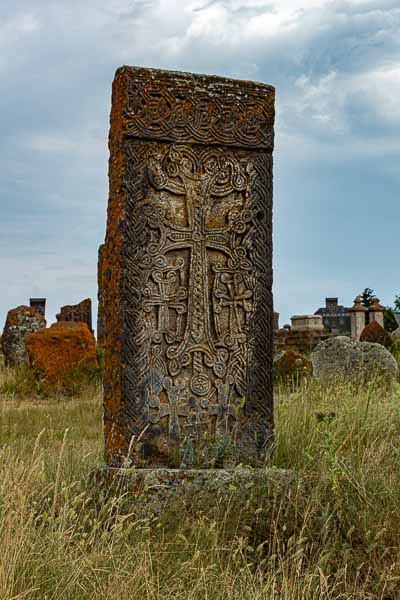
[100,66,275,468]
[1,306,46,366]
[56,298,93,333]
[349,296,367,341]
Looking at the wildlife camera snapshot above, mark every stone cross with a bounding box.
[100,66,275,468]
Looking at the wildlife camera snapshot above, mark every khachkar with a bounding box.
[101,66,275,468]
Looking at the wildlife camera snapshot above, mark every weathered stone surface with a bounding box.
[97,244,106,347]
[89,466,296,517]
[1,306,46,366]
[56,298,92,332]
[100,66,275,468]
[311,336,398,383]
[360,321,393,348]
[291,315,324,332]
[274,328,328,355]
[349,296,367,341]
[25,321,97,387]
[368,297,385,329]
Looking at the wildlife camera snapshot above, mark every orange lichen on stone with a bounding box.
[274,350,312,381]
[100,67,275,467]
[100,68,128,463]
[360,321,392,348]
[24,321,98,387]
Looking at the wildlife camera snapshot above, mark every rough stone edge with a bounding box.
[88,466,297,502]
[119,65,275,150]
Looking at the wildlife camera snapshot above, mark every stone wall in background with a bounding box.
[274,328,329,355]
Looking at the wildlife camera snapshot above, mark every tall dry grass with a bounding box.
[1,359,400,599]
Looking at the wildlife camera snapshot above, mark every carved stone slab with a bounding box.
[101,66,275,467]
[56,298,93,332]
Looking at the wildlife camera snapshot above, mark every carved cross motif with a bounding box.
[214,272,253,335]
[201,376,236,430]
[102,67,275,468]
[145,147,252,398]
[159,377,188,440]
[144,262,186,340]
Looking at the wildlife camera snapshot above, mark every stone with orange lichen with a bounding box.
[360,321,392,348]
[25,321,98,388]
[274,350,312,382]
[100,66,275,468]
[1,305,46,366]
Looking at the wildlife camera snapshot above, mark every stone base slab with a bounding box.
[89,466,297,517]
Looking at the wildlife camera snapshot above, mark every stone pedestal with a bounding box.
[369,297,385,329]
[100,66,275,468]
[349,296,367,341]
[89,466,295,517]
[291,315,324,332]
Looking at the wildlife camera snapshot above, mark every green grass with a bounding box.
[1,359,400,599]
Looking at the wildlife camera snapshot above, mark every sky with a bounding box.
[1,0,399,329]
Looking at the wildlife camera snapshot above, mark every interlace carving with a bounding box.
[103,67,274,467]
[125,143,260,440]
[120,67,275,150]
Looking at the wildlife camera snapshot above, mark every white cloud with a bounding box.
[0,12,40,47]
[1,0,400,326]
[354,64,400,124]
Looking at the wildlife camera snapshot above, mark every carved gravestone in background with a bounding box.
[101,66,275,468]
[1,306,46,366]
[56,298,93,333]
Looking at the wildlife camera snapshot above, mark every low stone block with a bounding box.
[291,315,324,332]
[25,321,98,387]
[89,466,296,518]
[311,336,398,384]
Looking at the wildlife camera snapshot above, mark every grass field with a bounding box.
[1,362,400,599]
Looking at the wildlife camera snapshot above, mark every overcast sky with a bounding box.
[1,0,399,329]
